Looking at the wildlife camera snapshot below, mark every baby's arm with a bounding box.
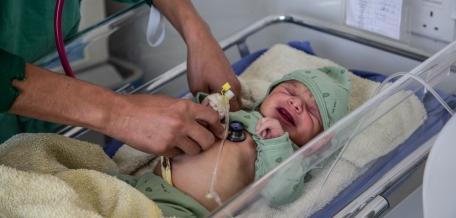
[254,134,294,180]
[254,119,310,206]
[254,117,289,180]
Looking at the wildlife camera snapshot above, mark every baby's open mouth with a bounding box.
[277,107,295,126]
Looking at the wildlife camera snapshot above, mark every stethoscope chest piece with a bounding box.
[227,121,246,142]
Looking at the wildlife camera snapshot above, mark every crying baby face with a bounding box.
[259,80,323,146]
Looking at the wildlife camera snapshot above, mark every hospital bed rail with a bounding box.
[37,4,454,217]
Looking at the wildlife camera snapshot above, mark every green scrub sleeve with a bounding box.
[0,48,25,113]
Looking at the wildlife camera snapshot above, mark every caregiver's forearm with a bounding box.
[9,64,121,131]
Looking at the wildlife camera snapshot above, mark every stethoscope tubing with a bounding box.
[54,0,75,78]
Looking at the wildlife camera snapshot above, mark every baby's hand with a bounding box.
[202,93,228,120]
[255,117,285,139]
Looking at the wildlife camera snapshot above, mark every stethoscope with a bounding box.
[54,0,75,77]
[54,0,165,78]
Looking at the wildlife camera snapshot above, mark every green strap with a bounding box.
[0,48,25,113]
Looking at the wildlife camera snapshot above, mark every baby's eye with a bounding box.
[285,87,296,96]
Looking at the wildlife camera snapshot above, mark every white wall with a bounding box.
[192,0,345,45]
[193,0,452,52]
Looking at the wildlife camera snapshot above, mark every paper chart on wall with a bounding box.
[346,0,403,40]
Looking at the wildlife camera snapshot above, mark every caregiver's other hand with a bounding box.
[186,28,241,111]
[104,94,224,157]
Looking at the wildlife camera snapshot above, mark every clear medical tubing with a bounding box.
[207,87,235,208]
[54,0,76,78]
[206,104,230,206]
[307,71,454,216]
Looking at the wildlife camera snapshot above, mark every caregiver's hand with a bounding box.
[105,94,225,157]
[11,65,223,157]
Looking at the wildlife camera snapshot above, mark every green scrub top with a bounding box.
[0,0,149,143]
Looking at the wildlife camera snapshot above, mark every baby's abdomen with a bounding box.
[171,133,256,210]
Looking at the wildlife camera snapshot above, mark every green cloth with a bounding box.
[0,0,82,143]
[114,173,209,218]
[0,50,25,114]
[229,110,311,206]
[255,66,352,130]
[0,1,81,63]
[0,0,150,143]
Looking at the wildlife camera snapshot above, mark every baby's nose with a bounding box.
[288,98,303,113]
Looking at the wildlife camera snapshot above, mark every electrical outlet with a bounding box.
[410,0,456,42]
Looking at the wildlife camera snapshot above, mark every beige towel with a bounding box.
[0,133,162,218]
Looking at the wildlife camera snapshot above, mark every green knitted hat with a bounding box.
[255,66,352,130]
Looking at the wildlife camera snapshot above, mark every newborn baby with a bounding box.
[116,66,351,217]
